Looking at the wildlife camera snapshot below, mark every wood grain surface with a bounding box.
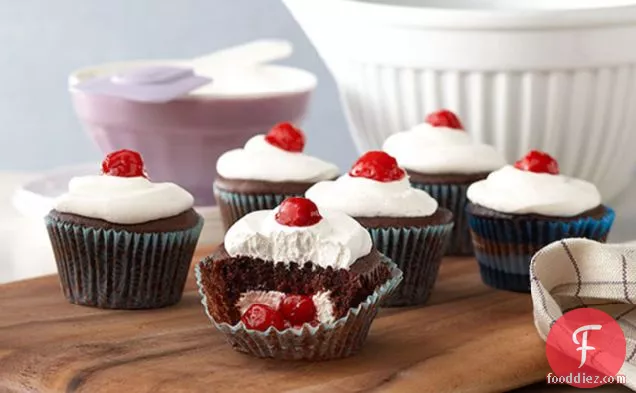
[0,248,550,393]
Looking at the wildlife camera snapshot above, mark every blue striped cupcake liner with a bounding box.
[213,185,302,230]
[366,221,454,307]
[410,181,473,256]
[45,214,203,309]
[467,205,615,292]
[195,256,403,360]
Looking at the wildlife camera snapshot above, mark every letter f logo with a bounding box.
[572,324,602,368]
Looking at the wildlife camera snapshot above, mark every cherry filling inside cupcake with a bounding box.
[238,292,327,331]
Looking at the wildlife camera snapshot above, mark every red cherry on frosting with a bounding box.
[275,197,322,227]
[241,304,285,331]
[425,109,464,130]
[280,295,317,326]
[264,122,306,153]
[101,149,147,178]
[349,151,405,182]
[514,150,559,175]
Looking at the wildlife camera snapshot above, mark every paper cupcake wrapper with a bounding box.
[467,206,615,292]
[213,186,303,230]
[195,256,403,360]
[410,181,473,256]
[366,222,454,307]
[478,265,532,293]
[45,215,204,309]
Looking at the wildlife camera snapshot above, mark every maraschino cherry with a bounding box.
[349,151,405,182]
[241,304,285,331]
[101,149,147,178]
[280,295,317,326]
[275,197,322,227]
[514,150,559,175]
[425,109,464,130]
[241,294,318,331]
[264,122,305,152]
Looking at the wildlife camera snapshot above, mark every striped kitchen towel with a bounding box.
[531,238,636,390]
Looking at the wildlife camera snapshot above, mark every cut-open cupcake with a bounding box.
[196,197,402,360]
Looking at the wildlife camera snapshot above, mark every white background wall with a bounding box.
[0,0,356,171]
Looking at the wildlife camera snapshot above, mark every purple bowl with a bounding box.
[69,61,317,206]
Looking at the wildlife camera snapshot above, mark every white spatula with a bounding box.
[192,39,293,77]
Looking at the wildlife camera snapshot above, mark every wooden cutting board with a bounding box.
[0,248,550,393]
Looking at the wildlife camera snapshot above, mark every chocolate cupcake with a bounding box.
[306,151,454,307]
[383,109,505,256]
[45,149,203,309]
[214,122,339,230]
[466,150,615,293]
[196,197,402,360]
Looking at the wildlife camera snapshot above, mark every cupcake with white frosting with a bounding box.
[466,150,615,292]
[196,197,402,360]
[383,109,506,256]
[45,149,203,309]
[306,151,454,306]
[214,122,339,230]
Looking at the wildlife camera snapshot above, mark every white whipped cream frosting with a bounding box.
[467,166,602,216]
[237,290,335,324]
[305,174,438,218]
[54,175,194,224]
[216,135,339,182]
[224,207,372,270]
[382,123,506,174]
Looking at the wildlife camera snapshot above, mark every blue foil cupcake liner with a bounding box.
[467,205,615,292]
[195,257,403,360]
[213,185,302,230]
[366,221,454,307]
[45,215,204,309]
[410,181,473,256]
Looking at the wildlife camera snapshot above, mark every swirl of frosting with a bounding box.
[466,165,602,216]
[54,175,194,224]
[305,174,438,218]
[382,123,506,174]
[216,135,339,182]
[224,207,372,270]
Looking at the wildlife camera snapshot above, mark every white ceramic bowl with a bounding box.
[283,0,636,200]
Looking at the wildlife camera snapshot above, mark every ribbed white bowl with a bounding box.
[283,0,636,200]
